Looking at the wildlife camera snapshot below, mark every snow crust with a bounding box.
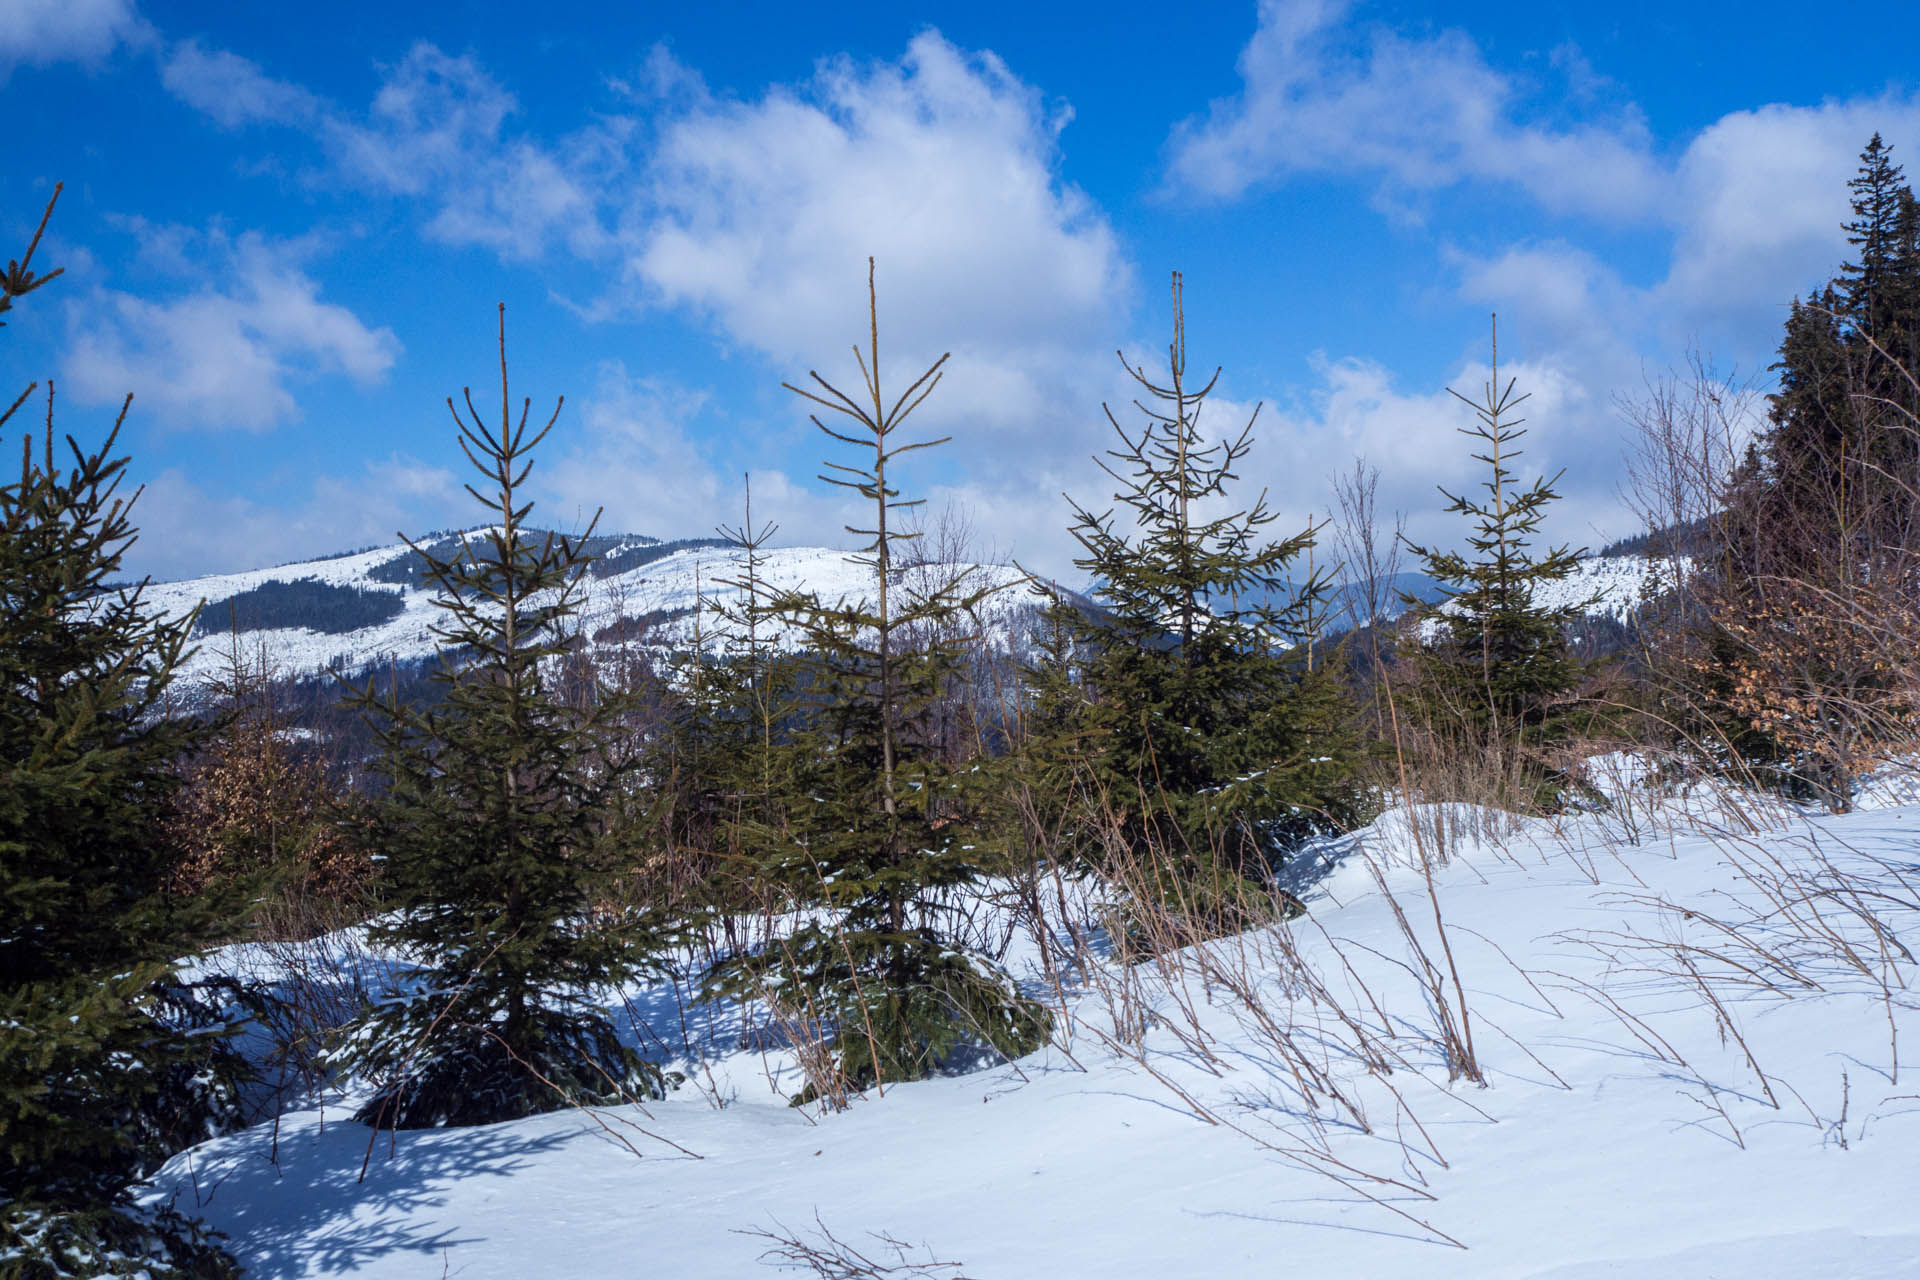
[147,770,1920,1278]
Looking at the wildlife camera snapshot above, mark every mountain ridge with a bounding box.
[146,528,1057,692]
[144,527,1678,695]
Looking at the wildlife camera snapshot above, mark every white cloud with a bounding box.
[536,364,737,540]
[126,453,461,581]
[1256,349,1620,559]
[160,38,320,128]
[326,43,616,260]
[1441,107,1920,405]
[63,227,400,430]
[616,29,1137,565]
[138,30,1143,574]
[151,19,1877,571]
[1165,2,1920,554]
[1657,101,1920,330]
[1165,0,1664,219]
[151,29,1130,451]
[155,39,618,260]
[629,33,1126,368]
[0,0,149,75]
[1169,1,1920,340]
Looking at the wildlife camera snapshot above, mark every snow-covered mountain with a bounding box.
[1529,548,1686,621]
[1322,549,1684,635]
[144,529,1053,692]
[141,529,1680,696]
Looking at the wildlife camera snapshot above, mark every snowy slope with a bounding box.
[150,772,1920,1278]
[141,534,1676,698]
[1530,550,1687,621]
[141,532,1047,691]
[1323,551,1684,638]
[1398,550,1686,646]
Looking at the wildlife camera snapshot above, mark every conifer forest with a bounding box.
[9,8,1920,1277]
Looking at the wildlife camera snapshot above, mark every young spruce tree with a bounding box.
[643,480,802,917]
[345,306,662,1128]
[0,187,242,1277]
[710,261,1049,1100]
[1401,318,1590,808]
[1063,272,1361,920]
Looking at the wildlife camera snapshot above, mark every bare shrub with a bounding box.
[167,633,374,936]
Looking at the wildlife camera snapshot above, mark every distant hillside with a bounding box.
[147,529,1070,699]
[150,526,1685,708]
[1594,515,1711,560]
[1229,551,1672,637]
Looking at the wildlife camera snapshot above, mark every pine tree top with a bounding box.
[1068,272,1327,658]
[1839,134,1912,331]
[1403,316,1590,621]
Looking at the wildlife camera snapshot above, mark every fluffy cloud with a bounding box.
[147,15,1908,572]
[539,365,747,541]
[1175,1,1920,336]
[155,30,1132,441]
[1255,349,1620,557]
[143,29,1140,573]
[0,0,148,76]
[1166,2,1920,554]
[63,227,401,430]
[629,34,1125,367]
[1165,0,1663,219]
[615,33,1139,573]
[156,39,617,259]
[1659,99,1920,330]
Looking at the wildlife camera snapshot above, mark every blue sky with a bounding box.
[4,0,1918,582]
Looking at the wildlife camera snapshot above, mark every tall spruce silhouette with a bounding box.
[1703,137,1920,807]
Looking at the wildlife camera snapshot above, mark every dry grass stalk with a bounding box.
[737,1214,976,1278]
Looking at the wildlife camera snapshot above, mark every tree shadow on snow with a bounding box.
[152,1118,575,1277]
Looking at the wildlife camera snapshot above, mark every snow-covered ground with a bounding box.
[147,768,1920,1278]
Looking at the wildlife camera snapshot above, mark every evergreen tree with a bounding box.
[1696,138,1920,808]
[1827,134,1920,487]
[643,479,801,918]
[1838,134,1910,338]
[1401,317,1591,807]
[344,306,663,1129]
[980,583,1099,928]
[1008,584,1095,819]
[1062,272,1362,915]
[0,186,242,1277]
[709,262,1049,1100]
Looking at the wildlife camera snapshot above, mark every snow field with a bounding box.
[149,771,1920,1278]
